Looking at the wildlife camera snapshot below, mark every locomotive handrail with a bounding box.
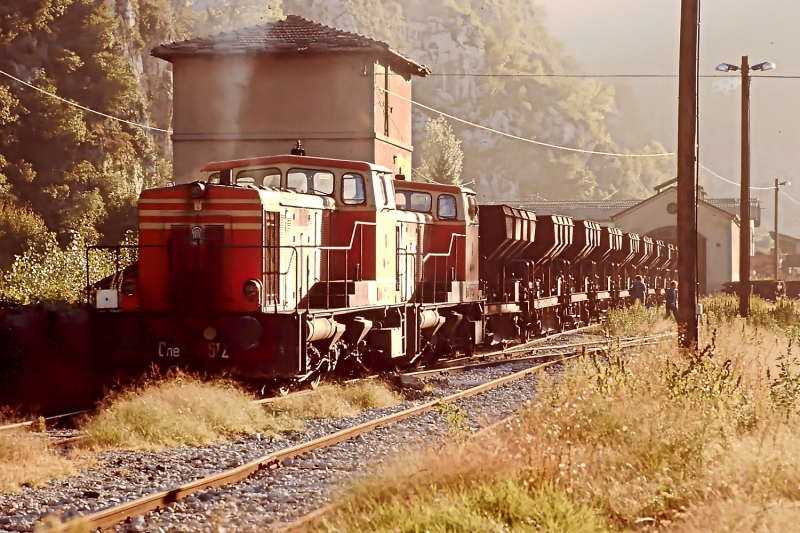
[395,249,417,301]
[86,221,378,311]
[316,221,377,252]
[421,233,466,304]
[422,233,467,263]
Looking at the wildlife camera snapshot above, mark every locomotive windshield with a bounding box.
[236,167,281,187]
[437,194,457,219]
[341,173,366,204]
[395,190,432,212]
[287,168,334,195]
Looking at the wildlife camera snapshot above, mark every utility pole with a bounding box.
[772,179,791,279]
[775,178,780,280]
[677,0,700,348]
[740,56,751,318]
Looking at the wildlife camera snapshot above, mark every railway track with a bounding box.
[23,331,671,533]
[0,328,669,448]
[0,328,598,436]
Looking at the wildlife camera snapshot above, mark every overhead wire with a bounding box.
[425,73,800,79]
[781,191,800,206]
[0,68,173,134]
[5,65,798,203]
[699,163,773,190]
[375,85,674,158]
[700,163,800,208]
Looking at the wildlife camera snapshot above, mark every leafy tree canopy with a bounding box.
[418,116,464,186]
[0,0,172,264]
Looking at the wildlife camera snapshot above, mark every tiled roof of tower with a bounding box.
[151,15,430,77]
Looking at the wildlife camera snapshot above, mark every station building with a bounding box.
[485,180,762,294]
[152,15,429,183]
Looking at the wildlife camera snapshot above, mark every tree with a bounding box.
[418,115,464,186]
[0,0,169,257]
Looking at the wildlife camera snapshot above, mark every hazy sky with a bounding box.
[542,0,800,235]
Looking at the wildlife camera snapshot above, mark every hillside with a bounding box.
[0,0,674,263]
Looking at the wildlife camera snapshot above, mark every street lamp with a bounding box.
[774,180,791,280]
[716,56,776,318]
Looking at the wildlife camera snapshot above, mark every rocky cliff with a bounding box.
[111,0,673,202]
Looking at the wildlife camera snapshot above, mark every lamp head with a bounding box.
[752,61,776,71]
[780,181,792,186]
[716,63,740,72]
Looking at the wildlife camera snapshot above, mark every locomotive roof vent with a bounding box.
[188,181,207,198]
[291,139,306,156]
[395,170,407,181]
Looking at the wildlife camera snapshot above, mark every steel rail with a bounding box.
[46,337,640,448]
[275,411,536,533]
[50,333,670,533]
[275,334,671,533]
[0,409,92,435]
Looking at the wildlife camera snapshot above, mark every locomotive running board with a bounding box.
[485,303,521,315]
[533,296,559,309]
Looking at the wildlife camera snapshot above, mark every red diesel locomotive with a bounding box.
[89,154,676,383]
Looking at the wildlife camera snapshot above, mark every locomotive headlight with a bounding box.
[188,182,207,199]
[121,279,137,297]
[203,326,218,341]
[243,279,262,298]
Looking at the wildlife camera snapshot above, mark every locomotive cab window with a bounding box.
[437,194,457,219]
[207,172,220,184]
[395,190,432,213]
[466,195,479,223]
[341,173,366,205]
[237,167,281,188]
[287,169,334,196]
[377,175,389,207]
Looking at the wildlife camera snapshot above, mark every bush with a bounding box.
[603,302,665,337]
[0,429,79,493]
[83,372,286,449]
[704,294,800,334]
[0,231,137,305]
[266,381,402,420]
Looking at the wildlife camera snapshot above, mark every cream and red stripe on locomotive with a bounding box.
[90,154,676,382]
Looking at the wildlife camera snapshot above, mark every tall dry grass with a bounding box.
[82,373,294,449]
[82,374,402,450]
[0,430,79,493]
[267,381,402,420]
[313,302,800,533]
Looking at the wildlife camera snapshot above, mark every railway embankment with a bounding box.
[0,330,615,531]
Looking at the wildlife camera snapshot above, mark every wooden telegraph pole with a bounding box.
[677,0,700,348]
[740,56,751,317]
